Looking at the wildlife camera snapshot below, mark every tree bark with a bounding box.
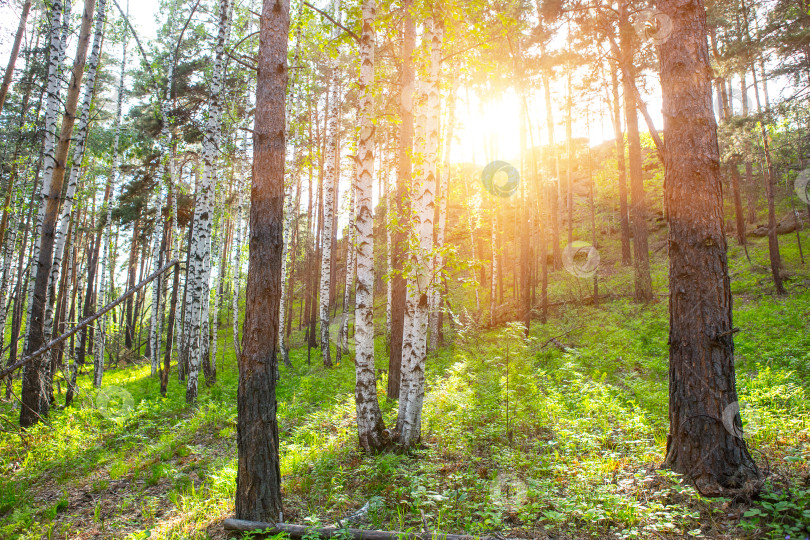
[388,0,415,399]
[234,0,288,521]
[0,0,33,116]
[659,0,760,494]
[619,0,653,303]
[354,0,387,453]
[20,0,97,427]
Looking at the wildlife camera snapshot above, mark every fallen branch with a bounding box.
[222,519,489,540]
[0,259,179,381]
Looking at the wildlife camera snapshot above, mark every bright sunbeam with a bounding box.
[453,89,524,167]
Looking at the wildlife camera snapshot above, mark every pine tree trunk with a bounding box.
[354,0,386,452]
[0,0,33,116]
[234,0,288,521]
[658,0,760,494]
[619,1,653,303]
[21,0,98,427]
[610,64,632,266]
[388,0,416,398]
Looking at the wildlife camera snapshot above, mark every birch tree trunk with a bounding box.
[319,6,341,367]
[428,85,455,351]
[150,54,174,376]
[353,0,386,453]
[22,0,71,356]
[186,0,230,402]
[396,18,441,448]
[94,179,113,387]
[45,0,108,344]
[337,178,355,360]
[21,0,97,426]
[278,183,295,367]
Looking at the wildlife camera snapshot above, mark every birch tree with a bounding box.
[21,0,97,426]
[186,0,231,402]
[319,0,342,368]
[396,16,442,447]
[353,0,386,452]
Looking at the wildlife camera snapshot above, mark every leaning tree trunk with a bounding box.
[186,0,231,402]
[658,0,760,495]
[234,0,288,521]
[397,18,441,448]
[353,0,387,453]
[0,0,33,116]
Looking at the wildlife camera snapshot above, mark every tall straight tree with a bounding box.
[20,0,97,427]
[234,0,288,520]
[388,0,415,398]
[397,14,441,448]
[659,0,760,493]
[619,1,653,302]
[186,0,231,401]
[318,0,342,368]
[353,0,386,453]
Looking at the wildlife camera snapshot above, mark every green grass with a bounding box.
[0,230,808,539]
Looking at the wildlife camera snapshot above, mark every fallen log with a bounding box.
[222,519,489,540]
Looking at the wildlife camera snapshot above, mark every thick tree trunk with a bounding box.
[21,0,97,427]
[234,0,288,521]
[659,0,760,494]
[354,0,387,453]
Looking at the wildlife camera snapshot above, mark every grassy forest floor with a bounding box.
[1,231,809,540]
